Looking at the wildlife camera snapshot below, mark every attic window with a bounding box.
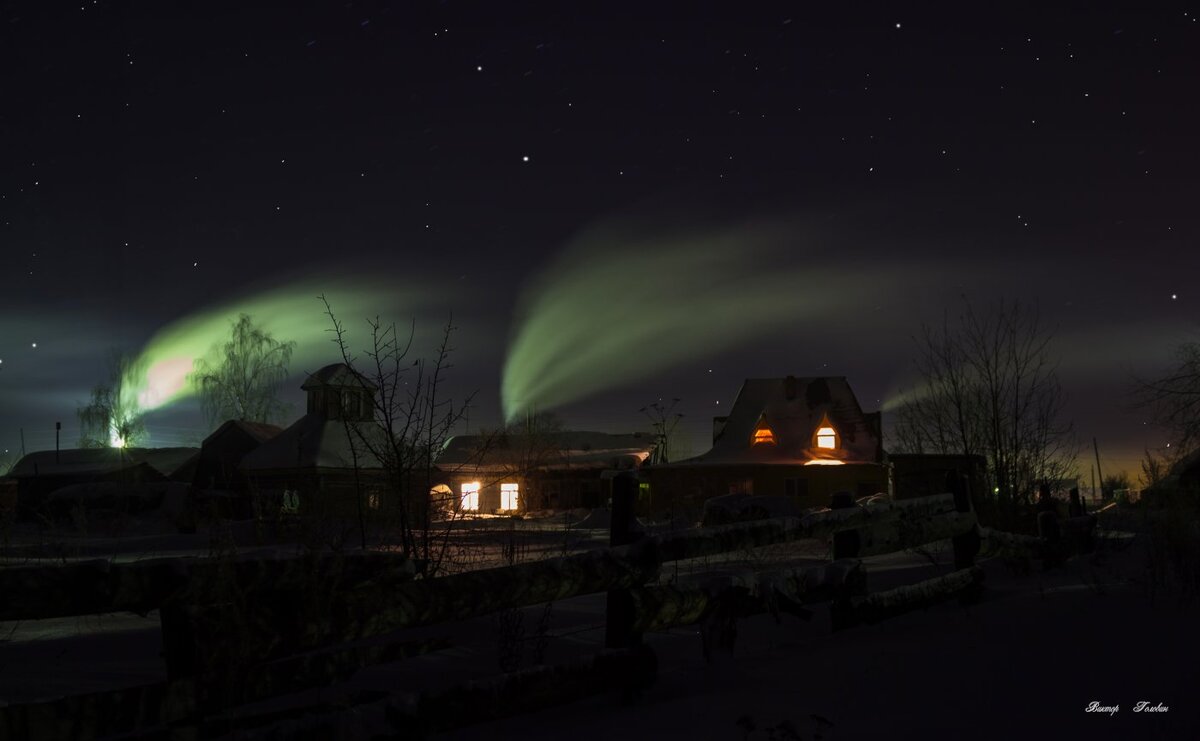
[813,414,839,450]
[752,426,777,446]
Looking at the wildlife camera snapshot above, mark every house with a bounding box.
[5,446,198,516]
[239,363,387,517]
[641,376,888,517]
[191,420,284,491]
[433,430,656,514]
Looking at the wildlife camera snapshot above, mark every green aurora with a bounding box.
[501,220,907,422]
[121,277,422,418]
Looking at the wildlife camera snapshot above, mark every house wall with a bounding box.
[243,468,393,520]
[640,462,889,519]
[433,469,610,514]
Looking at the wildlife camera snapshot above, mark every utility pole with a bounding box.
[1093,437,1106,501]
[20,428,25,457]
[55,422,61,464]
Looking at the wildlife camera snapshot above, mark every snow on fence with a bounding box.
[0,480,1000,739]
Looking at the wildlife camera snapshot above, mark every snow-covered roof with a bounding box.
[202,419,285,447]
[239,414,385,471]
[300,362,378,391]
[7,447,200,479]
[436,431,655,473]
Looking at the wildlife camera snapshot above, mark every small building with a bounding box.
[239,363,386,517]
[192,420,284,491]
[433,431,656,514]
[6,447,198,516]
[642,376,888,517]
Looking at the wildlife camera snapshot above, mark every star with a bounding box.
[522,155,530,162]
[1171,294,1178,300]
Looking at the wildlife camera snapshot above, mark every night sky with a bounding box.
[2,2,1197,478]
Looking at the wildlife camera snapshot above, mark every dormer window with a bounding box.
[813,414,839,450]
[752,425,776,446]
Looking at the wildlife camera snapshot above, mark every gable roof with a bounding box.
[660,376,881,467]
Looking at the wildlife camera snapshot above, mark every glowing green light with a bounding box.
[501,219,901,421]
[123,276,426,415]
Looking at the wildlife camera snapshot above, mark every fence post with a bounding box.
[160,605,199,681]
[830,491,859,560]
[606,472,639,650]
[828,491,860,630]
[948,471,981,570]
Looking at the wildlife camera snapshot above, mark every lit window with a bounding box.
[501,482,519,511]
[461,482,480,511]
[752,427,776,445]
[367,493,380,509]
[813,414,839,450]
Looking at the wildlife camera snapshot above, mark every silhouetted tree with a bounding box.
[891,298,1077,516]
[641,398,685,464]
[1103,471,1133,498]
[322,296,474,572]
[1140,447,1170,488]
[1137,338,1200,456]
[77,352,146,448]
[190,313,295,426]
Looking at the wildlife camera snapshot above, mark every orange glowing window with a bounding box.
[752,427,776,445]
[813,414,839,450]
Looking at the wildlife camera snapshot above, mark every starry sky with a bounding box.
[1,1,1197,479]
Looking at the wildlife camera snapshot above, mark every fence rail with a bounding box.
[0,481,1005,740]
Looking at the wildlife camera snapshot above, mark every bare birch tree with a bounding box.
[190,314,295,426]
[891,299,1077,518]
[77,352,147,448]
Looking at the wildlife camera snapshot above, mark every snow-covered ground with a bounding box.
[1,528,1196,740]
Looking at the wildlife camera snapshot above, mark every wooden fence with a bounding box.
[0,474,1088,740]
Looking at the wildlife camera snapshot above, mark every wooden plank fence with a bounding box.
[0,471,1102,740]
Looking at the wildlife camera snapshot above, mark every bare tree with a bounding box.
[1137,338,1200,456]
[1140,447,1170,489]
[641,398,684,464]
[322,296,474,572]
[77,352,146,448]
[190,313,295,426]
[891,298,1077,517]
